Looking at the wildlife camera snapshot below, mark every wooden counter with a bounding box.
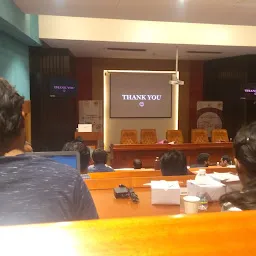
[1,211,255,256]
[110,142,233,168]
[90,187,222,219]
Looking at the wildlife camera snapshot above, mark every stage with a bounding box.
[110,142,233,168]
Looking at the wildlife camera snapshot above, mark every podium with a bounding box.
[75,132,102,149]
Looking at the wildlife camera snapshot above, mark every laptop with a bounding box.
[26,151,81,171]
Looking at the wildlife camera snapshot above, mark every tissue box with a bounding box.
[187,180,226,202]
[208,173,242,193]
[78,124,92,132]
[151,181,180,205]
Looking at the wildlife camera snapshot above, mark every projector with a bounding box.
[169,73,184,86]
[169,79,184,85]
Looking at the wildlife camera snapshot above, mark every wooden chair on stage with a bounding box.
[191,129,209,143]
[166,130,184,144]
[120,130,138,144]
[212,129,229,143]
[140,129,157,144]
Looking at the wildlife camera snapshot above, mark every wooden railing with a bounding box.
[1,211,255,255]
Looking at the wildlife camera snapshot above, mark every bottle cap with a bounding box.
[198,169,206,175]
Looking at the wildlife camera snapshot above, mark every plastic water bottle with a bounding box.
[154,157,160,170]
[195,169,208,184]
[197,192,208,211]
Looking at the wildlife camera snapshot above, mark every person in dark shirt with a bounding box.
[160,150,188,176]
[220,155,232,167]
[62,138,91,173]
[133,159,142,169]
[0,77,98,226]
[190,153,210,168]
[88,148,114,173]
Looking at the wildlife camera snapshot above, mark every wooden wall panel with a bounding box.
[75,58,93,100]
[29,48,77,151]
[189,61,204,131]
[22,100,31,143]
[203,55,255,139]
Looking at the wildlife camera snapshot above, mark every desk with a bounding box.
[89,170,161,179]
[89,167,236,179]
[86,175,195,190]
[1,212,255,256]
[90,187,220,219]
[111,143,233,168]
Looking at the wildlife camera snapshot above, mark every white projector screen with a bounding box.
[110,72,172,118]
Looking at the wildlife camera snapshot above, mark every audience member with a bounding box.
[88,148,114,173]
[133,159,142,169]
[191,153,210,168]
[0,77,98,225]
[62,138,91,173]
[160,150,188,176]
[220,155,232,167]
[220,122,256,211]
[24,141,33,152]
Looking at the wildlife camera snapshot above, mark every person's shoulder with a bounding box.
[25,155,79,176]
[87,165,95,173]
[105,165,114,172]
[221,202,242,212]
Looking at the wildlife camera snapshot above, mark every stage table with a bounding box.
[110,142,233,168]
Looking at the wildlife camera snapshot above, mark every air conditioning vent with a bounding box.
[107,48,146,52]
[187,51,222,54]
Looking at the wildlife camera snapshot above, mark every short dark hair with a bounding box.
[133,159,142,169]
[197,153,210,165]
[92,148,108,165]
[62,139,90,171]
[221,155,231,164]
[160,150,188,176]
[0,78,24,152]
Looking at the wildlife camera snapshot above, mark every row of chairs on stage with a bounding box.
[120,129,229,145]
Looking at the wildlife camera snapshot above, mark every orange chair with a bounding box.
[120,130,138,144]
[166,130,184,144]
[140,129,157,144]
[212,129,229,142]
[191,129,209,143]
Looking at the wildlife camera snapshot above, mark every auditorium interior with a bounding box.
[0,0,256,255]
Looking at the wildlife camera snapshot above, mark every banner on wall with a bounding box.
[197,101,223,137]
[79,100,103,133]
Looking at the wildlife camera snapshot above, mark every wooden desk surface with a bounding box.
[88,167,236,179]
[90,187,220,219]
[86,175,195,190]
[1,211,255,256]
[111,142,233,168]
[111,142,233,151]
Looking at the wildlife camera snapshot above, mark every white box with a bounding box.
[187,180,226,202]
[208,173,242,193]
[78,124,92,132]
[151,181,180,205]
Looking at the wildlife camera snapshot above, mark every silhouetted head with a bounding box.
[197,153,210,167]
[0,78,25,155]
[62,139,90,171]
[133,159,142,169]
[92,148,108,165]
[160,150,188,176]
[220,155,232,167]
[232,122,256,186]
